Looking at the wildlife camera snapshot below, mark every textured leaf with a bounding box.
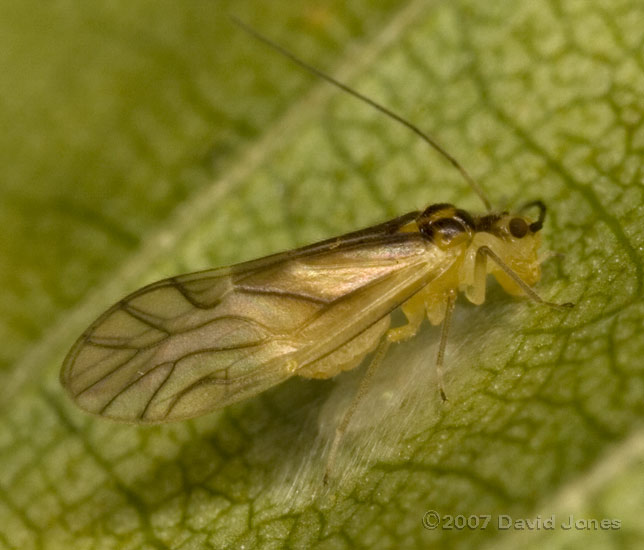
[1,0,644,548]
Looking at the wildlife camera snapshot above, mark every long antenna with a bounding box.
[231,17,492,211]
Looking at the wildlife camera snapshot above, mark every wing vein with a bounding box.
[233,285,333,305]
[120,301,170,333]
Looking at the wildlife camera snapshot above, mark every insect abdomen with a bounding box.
[296,316,390,379]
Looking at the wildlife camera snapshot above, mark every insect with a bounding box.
[60,20,573,481]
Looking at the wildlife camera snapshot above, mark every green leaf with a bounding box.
[1,0,643,548]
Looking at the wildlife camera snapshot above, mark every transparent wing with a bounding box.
[61,213,453,423]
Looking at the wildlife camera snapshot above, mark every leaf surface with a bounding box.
[1,0,643,548]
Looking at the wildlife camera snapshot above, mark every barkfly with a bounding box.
[60,19,573,482]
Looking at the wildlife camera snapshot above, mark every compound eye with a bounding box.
[509,217,529,238]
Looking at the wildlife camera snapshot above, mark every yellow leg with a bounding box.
[480,246,574,310]
[323,292,462,483]
[324,306,424,484]
[324,336,391,484]
[387,302,424,343]
[435,291,456,401]
[464,244,489,305]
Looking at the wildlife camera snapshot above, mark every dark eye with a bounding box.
[509,218,529,238]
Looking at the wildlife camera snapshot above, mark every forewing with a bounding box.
[61,217,449,423]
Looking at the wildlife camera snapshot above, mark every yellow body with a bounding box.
[60,204,545,423]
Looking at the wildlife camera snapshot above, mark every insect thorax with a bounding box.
[411,203,544,313]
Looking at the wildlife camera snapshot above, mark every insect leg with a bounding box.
[463,242,491,305]
[323,305,427,483]
[435,291,456,401]
[324,336,391,485]
[389,299,425,342]
[479,246,574,310]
